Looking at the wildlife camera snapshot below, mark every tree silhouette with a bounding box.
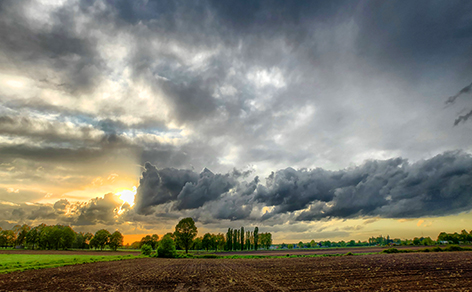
[174,217,198,254]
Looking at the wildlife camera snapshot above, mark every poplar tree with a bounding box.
[240,227,244,251]
[233,229,238,250]
[226,228,232,251]
[254,227,259,251]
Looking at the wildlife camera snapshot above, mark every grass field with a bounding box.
[0,254,143,274]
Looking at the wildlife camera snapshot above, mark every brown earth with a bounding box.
[214,245,439,256]
[1,251,472,291]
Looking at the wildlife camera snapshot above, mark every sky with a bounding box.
[1,0,472,244]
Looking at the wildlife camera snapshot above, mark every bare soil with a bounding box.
[215,245,437,256]
[1,251,471,291]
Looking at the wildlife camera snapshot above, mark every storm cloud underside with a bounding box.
[134,151,472,222]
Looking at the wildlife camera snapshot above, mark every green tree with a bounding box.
[109,231,124,251]
[210,234,217,251]
[226,228,232,251]
[37,224,50,249]
[14,224,31,246]
[130,241,141,249]
[421,237,435,246]
[74,231,93,249]
[233,229,238,251]
[93,229,111,250]
[240,227,245,251]
[202,233,212,251]
[254,227,259,251]
[262,233,272,249]
[141,244,152,256]
[413,237,421,245]
[74,232,85,249]
[26,226,40,250]
[246,231,251,250]
[157,234,177,258]
[48,225,63,250]
[216,233,225,251]
[310,240,316,248]
[174,217,198,254]
[192,236,203,250]
[141,234,159,250]
[0,229,15,247]
[298,241,304,248]
[61,226,76,250]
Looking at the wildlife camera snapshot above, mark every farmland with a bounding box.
[0,253,142,274]
[1,251,471,291]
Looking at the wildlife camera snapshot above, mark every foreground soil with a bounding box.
[1,252,472,291]
[215,245,439,256]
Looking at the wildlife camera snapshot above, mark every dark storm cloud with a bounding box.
[454,110,472,126]
[445,82,472,105]
[356,1,472,79]
[135,162,260,218]
[1,151,472,227]
[0,0,102,94]
[27,205,57,220]
[295,151,472,220]
[134,162,199,214]
[445,82,472,126]
[176,168,236,210]
[136,151,472,222]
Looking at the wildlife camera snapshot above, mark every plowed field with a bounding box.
[1,252,471,291]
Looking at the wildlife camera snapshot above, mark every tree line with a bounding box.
[280,229,472,249]
[437,229,472,244]
[133,223,273,254]
[0,224,124,251]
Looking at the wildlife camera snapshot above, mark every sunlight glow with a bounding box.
[116,186,136,207]
[6,80,24,88]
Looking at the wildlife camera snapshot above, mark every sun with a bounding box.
[116,186,137,207]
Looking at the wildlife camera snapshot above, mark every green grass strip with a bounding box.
[0,254,145,274]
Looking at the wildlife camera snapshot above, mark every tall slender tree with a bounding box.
[226,228,232,251]
[233,229,238,250]
[246,231,251,250]
[240,227,245,251]
[254,227,259,251]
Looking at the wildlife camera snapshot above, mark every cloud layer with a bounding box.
[132,151,472,223]
[0,1,472,237]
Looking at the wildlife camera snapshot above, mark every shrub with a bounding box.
[157,235,177,258]
[141,244,152,256]
[199,254,219,259]
[345,252,353,256]
[432,246,443,252]
[382,248,400,254]
[176,253,194,258]
[444,245,463,252]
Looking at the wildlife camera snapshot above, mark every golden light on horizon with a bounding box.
[116,186,137,207]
